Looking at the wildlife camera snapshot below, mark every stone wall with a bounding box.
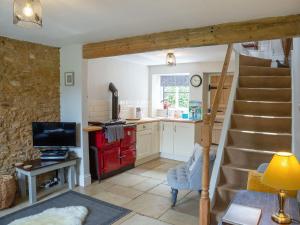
[0,36,60,175]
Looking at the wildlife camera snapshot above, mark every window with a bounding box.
[160,75,190,110]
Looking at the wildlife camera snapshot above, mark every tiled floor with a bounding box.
[1,158,200,225]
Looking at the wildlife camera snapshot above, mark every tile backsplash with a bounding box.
[88,99,149,122]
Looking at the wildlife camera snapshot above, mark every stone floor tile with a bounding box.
[173,198,199,217]
[148,184,190,201]
[105,172,148,187]
[124,193,171,219]
[93,191,132,206]
[108,185,144,199]
[120,214,172,225]
[159,209,199,225]
[141,169,168,181]
[132,178,163,192]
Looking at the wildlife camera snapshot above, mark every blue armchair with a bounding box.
[166,143,216,207]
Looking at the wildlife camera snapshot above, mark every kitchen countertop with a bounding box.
[83,117,202,132]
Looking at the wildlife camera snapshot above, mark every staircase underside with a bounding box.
[211,55,292,224]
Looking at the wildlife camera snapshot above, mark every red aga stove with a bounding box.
[89,124,136,181]
[88,83,136,181]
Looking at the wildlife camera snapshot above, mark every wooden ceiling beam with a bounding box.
[83,14,300,59]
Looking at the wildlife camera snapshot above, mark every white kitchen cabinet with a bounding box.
[136,122,161,164]
[160,122,174,154]
[173,123,195,157]
[160,121,200,161]
[151,122,160,154]
[136,129,152,160]
[135,120,201,163]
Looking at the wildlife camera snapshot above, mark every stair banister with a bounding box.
[281,38,292,65]
[199,43,233,225]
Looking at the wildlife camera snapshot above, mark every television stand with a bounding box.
[40,149,69,160]
[16,156,77,204]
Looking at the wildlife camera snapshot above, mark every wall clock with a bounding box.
[190,74,202,87]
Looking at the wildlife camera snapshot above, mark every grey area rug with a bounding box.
[0,191,131,225]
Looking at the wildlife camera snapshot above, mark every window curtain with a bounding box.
[160,75,189,87]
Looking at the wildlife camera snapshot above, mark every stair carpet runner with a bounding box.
[211,55,292,224]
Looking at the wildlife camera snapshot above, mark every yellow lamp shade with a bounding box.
[262,152,300,190]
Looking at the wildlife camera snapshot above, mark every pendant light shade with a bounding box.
[13,0,42,28]
[166,52,176,66]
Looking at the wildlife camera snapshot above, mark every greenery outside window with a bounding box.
[161,75,190,110]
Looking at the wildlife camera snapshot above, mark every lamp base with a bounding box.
[272,213,291,224]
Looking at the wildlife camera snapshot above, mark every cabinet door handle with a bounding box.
[163,124,165,131]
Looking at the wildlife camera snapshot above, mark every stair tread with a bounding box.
[240,65,290,71]
[232,113,291,119]
[218,184,245,192]
[238,87,291,90]
[229,128,291,136]
[226,146,277,155]
[240,75,291,78]
[235,99,291,104]
[222,164,252,172]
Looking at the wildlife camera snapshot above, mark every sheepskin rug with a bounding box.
[8,206,88,225]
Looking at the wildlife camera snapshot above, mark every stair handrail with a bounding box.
[199,43,233,225]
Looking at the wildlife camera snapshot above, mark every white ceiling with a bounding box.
[111,45,232,66]
[0,0,299,47]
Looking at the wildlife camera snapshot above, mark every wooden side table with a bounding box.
[16,157,77,204]
[219,190,300,225]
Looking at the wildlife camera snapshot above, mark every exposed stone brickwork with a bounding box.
[0,36,60,175]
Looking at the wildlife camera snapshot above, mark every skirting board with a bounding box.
[135,153,160,166]
[160,153,189,162]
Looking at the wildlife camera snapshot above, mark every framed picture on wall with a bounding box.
[65,72,75,86]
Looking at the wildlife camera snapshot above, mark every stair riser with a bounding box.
[240,66,290,76]
[224,148,273,169]
[239,77,291,88]
[234,101,291,116]
[220,166,248,188]
[228,130,291,151]
[236,88,291,101]
[231,115,291,133]
[239,55,272,67]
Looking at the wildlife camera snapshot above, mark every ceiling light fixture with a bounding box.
[166,52,176,66]
[13,0,42,28]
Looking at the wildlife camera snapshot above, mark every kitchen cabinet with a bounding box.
[151,122,160,155]
[160,122,174,154]
[136,129,152,160]
[160,121,200,161]
[136,120,200,163]
[136,122,161,164]
[173,123,194,157]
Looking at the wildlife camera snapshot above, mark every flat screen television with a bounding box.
[32,122,77,148]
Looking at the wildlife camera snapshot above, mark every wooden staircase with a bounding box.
[211,55,292,224]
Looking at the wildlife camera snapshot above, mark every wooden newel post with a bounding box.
[199,114,212,225]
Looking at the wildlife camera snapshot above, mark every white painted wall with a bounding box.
[87,57,149,121]
[60,45,91,187]
[292,38,300,160]
[149,61,235,116]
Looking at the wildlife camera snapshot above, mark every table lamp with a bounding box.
[262,152,300,224]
